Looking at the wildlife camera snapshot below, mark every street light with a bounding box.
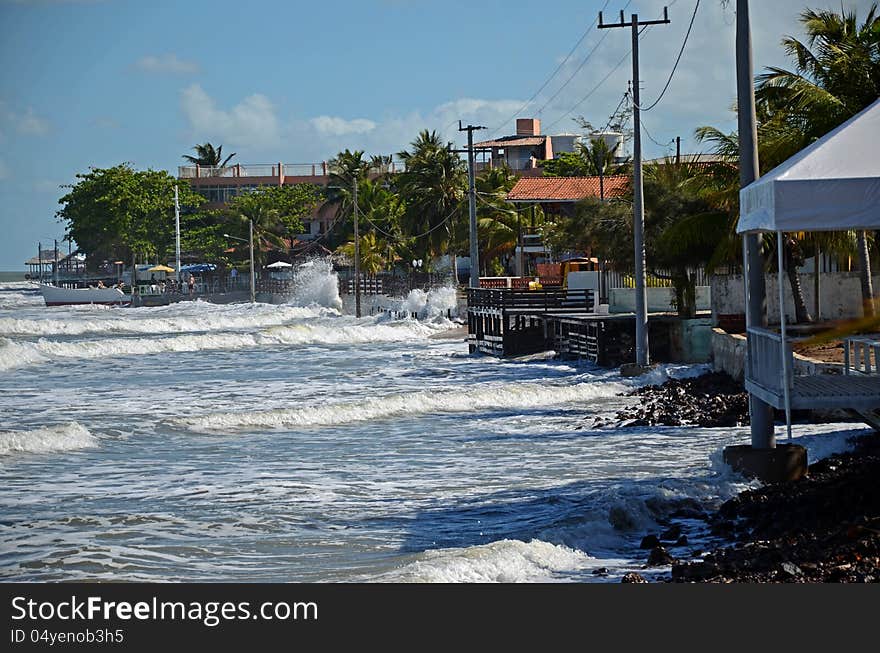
[223,220,255,303]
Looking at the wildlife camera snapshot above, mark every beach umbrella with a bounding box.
[266,261,293,268]
[147,264,175,273]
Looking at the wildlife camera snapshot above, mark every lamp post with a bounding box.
[223,221,255,303]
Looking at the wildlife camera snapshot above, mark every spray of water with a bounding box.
[399,286,459,321]
[286,258,343,311]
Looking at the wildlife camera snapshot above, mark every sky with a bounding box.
[0,0,874,269]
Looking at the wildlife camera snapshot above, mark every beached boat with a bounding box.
[39,283,131,307]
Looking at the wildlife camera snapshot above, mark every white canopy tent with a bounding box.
[266,261,293,269]
[737,97,880,439]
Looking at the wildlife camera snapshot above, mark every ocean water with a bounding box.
[0,266,869,582]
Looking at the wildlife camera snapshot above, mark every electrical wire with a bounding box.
[632,0,701,112]
[488,0,613,136]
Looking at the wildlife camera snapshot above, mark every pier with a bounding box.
[466,287,709,366]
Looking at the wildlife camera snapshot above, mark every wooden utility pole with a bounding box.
[249,219,255,304]
[174,185,182,285]
[599,7,670,368]
[459,122,487,289]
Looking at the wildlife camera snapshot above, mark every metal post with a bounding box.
[53,239,58,286]
[174,185,181,284]
[737,0,774,448]
[249,219,255,304]
[353,178,361,318]
[631,15,649,367]
[38,242,42,284]
[777,231,792,440]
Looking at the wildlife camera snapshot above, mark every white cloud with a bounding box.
[180,84,279,149]
[136,54,199,75]
[0,103,49,136]
[310,116,377,136]
[16,108,49,135]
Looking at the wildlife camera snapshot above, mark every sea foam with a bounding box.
[174,379,626,432]
[0,422,98,456]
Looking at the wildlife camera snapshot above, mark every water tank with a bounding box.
[590,131,626,159]
[550,134,580,155]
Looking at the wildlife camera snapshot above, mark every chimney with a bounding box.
[516,118,541,136]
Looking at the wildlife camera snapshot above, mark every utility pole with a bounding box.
[675,136,681,165]
[736,0,774,449]
[248,219,255,304]
[38,242,42,284]
[599,7,670,369]
[53,239,58,286]
[174,185,182,285]
[353,177,361,318]
[459,121,486,289]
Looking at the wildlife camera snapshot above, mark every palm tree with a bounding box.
[183,143,236,168]
[474,166,519,273]
[395,130,467,276]
[756,4,880,316]
[225,192,287,271]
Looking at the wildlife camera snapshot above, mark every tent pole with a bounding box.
[777,231,792,441]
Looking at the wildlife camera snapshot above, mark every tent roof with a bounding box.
[737,97,880,234]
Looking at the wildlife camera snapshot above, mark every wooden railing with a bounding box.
[467,287,594,314]
[747,327,793,391]
[845,337,880,375]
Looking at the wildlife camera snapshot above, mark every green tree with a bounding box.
[183,143,236,168]
[474,166,519,272]
[395,130,467,274]
[57,163,205,270]
[225,185,316,268]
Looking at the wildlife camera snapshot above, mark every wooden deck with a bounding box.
[747,374,880,410]
[746,327,880,411]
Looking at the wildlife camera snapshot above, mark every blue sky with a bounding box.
[0,0,874,269]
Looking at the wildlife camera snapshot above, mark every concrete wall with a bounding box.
[610,286,711,314]
[711,272,877,324]
[711,327,844,382]
[668,317,713,363]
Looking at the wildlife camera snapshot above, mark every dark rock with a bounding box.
[621,572,648,584]
[660,525,683,541]
[640,534,660,549]
[608,506,638,531]
[780,562,803,578]
[674,535,689,547]
[591,567,609,576]
[647,546,676,566]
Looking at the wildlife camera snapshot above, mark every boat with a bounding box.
[39,283,131,307]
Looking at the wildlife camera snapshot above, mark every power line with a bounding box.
[633,0,701,112]
[528,0,632,122]
[488,0,613,136]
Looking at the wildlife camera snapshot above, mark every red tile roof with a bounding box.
[474,136,547,148]
[506,175,630,202]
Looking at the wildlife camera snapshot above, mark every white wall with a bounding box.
[711,272,876,323]
[610,286,711,313]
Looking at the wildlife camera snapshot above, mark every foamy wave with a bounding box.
[0,422,98,456]
[0,304,332,337]
[176,380,625,432]
[0,319,441,371]
[383,539,594,582]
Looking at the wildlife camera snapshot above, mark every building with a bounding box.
[177,160,406,239]
[474,118,588,175]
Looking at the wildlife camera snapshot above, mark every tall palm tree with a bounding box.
[474,166,519,272]
[183,143,236,168]
[756,3,880,317]
[395,130,467,275]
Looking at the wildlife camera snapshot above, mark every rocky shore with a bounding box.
[613,371,879,583]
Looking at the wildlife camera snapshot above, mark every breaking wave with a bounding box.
[382,539,595,583]
[175,379,626,432]
[0,318,444,371]
[0,422,98,456]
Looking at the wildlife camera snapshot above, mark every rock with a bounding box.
[591,567,609,576]
[660,525,683,541]
[608,506,638,531]
[640,534,660,549]
[674,535,689,547]
[647,546,676,566]
[780,562,803,578]
[621,572,648,584]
